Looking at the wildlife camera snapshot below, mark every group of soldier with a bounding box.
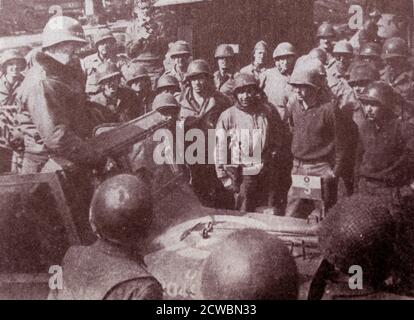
[1,5,414,299]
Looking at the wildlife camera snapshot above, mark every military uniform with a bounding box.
[239,64,267,81]
[163,65,187,91]
[50,239,162,300]
[213,70,238,100]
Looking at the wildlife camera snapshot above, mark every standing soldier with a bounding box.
[0,49,27,173]
[285,61,347,219]
[89,62,142,124]
[380,37,414,120]
[122,62,155,115]
[260,42,297,121]
[315,22,336,64]
[50,174,163,300]
[16,16,104,173]
[327,40,354,96]
[213,44,238,98]
[357,81,414,205]
[81,28,125,97]
[240,41,269,81]
[178,59,233,209]
[163,41,192,90]
[215,73,277,212]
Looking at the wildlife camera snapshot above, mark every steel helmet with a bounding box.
[348,62,380,85]
[333,40,354,55]
[135,51,160,62]
[318,194,396,287]
[168,41,191,57]
[359,42,381,58]
[215,44,235,59]
[201,229,299,300]
[94,28,116,47]
[254,40,268,52]
[156,75,180,92]
[232,73,259,94]
[0,49,27,70]
[289,61,324,88]
[89,174,153,245]
[42,16,88,49]
[316,22,336,38]
[152,92,180,116]
[308,48,328,65]
[185,59,211,81]
[359,81,394,106]
[122,63,149,86]
[382,37,408,59]
[96,62,121,84]
[273,42,296,59]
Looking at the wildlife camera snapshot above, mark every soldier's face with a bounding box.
[254,49,266,65]
[319,37,334,52]
[218,57,233,72]
[97,39,115,57]
[130,78,148,95]
[363,101,382,121]
[334,53,352,73]
[293,84,318,105]
[56,42,84,65]
[350,80,369,95]
[275,55,295,75]
[190,74,209,94]
[236,85,258,108]
[102,77,120,97]
[385,57,404,71]
[5,60,24,77]
[172,54,190,71]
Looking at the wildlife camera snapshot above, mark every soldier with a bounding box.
[16,16,104,174]
[89,62,142,124]
[357,81,414,205]
[134,51,164,90]
[215,73,277,212]
[285,61,347,219]
[380,37,414,120]
[178,59,233,209]
[163,41,192,89]
[327,41,354,96]
[155,74,180,96]
[213,44,238,97]
[122,62,155,115]
[0,49,26,105]
[50,174,163,300]
[308,48,328,67]
[81,28,125,96]
[239,41,269,81]
[315,22,336,64]
[357,42,383,70]
[259,42,297,121]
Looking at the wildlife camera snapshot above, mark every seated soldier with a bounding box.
[49,174,163,300]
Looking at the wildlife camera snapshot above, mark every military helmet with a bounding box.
[232,73,259,94]
[94,28,116,47]
[254,40,268,52]
[96,62,121,84]
[201,229,299,300]
[318,194,396,287]
[348,63,380,85]
[152,92,180,117]
[90,174,153,245]
[215,44,235,59]
[135,51,160,62]
[289,61,324,88]
[42,16,87,49]
[0,49,27,70]
[156,75,180,92]
[359,42,381,58]
[316,22,336,39]
[168,41,191,58]
[333,40,354,55]
[359,81,394,106]
[185,59,211,81]
[122,63,149,86]
[273,42,296,59]
[308,48,328,65]
[382,37,408,59]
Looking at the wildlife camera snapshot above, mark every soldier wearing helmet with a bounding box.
[357,42,383,70]
[285,61,347,218]
[81,28,127,96]
[213,44,238,98]
[163,41,192,89]
[134,51,164,90]
[15,16,104,173]
[380,37,414,120]
[215,73,280,212]
[89,62,142,123]
[315,22,336,64]
[259,42,297,121]
[239,41,269,81]
[178,59,233,209]
[357,81,414,200]
[155,74,180,96]
[122,62,155,115]
[50,174,163,300]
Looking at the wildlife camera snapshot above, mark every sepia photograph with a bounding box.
[0,0,414,304]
